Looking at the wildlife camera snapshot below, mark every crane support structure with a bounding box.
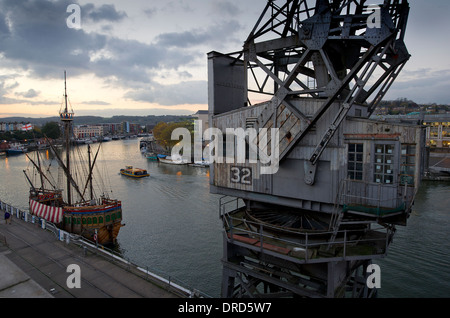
[209,0,422,298]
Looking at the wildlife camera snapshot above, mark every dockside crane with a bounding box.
[209,0,422,298]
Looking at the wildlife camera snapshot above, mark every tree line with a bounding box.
[152,120,194,152]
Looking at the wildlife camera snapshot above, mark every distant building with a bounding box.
[122,121,130,134]
[73,125,104,139]
[100,122,141,135]
[424,117,450,148]
[129,123,141,134]
[374,113,450,148]
[0,122,33,132]
[101,123,121,135]
[192,110,209,135]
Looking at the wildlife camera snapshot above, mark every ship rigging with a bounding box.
[24,71,124,245]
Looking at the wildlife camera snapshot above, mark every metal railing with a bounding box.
[339,179,411,214]
[71,236,208,298]
[0,198,210,298]
[219,197,393,264]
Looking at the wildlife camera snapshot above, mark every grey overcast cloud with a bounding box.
[0,0,449,117]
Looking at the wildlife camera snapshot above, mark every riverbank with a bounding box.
[423,150,450,180]
[0,208,192,298]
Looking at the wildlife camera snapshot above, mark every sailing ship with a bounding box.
[24,72,124,245]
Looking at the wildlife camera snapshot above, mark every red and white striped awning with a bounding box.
[30,199,63,224]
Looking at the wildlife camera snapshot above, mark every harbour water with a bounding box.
[0,138,449,298]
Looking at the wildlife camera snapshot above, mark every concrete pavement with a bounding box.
[0,217,182,298]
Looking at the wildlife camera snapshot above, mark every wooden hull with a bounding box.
[77,222,123,245]
[63,201,123,245]
[29,197,124,245]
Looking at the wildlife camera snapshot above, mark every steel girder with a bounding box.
[229,0,410,181]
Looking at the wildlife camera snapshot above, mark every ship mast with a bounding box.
[60,71,74,205]
[88,144,93,201]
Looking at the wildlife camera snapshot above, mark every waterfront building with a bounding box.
[101,123,121,135]
[375,113,450,148]
[101,122,140,136]
[129,123,141,135]
[73,125,104,139]
[0,122,33,132]
[423,115,450,148]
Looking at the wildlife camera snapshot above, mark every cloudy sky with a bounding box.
[0,0,449,118]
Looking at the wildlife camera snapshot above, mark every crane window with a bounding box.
[348,143,364,180]
[374,144,394,184]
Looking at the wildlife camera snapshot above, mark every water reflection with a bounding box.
[4,157,9,170]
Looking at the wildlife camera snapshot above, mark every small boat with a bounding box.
[190,160,210,168]
[37,143,50,150]
[141,136,156,154]
[0,151,6,158]
[75,139,85,144]
[120,165,150,178]
[146,152,158,161]
[6,143,27,155]
[158,155,188,165]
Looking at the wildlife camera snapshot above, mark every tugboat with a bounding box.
[24,71,124,245]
